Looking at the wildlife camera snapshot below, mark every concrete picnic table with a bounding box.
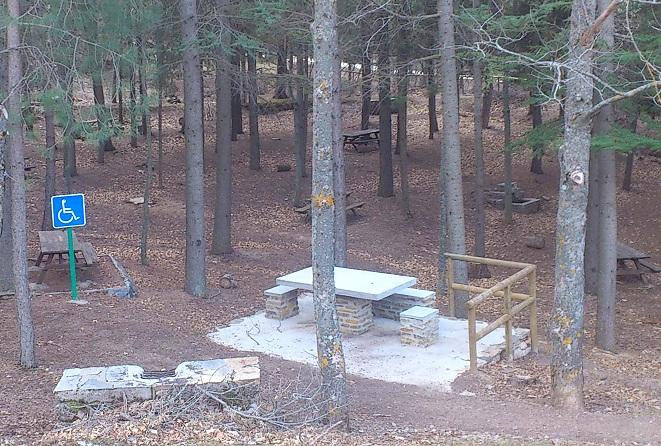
[276,266,417,334]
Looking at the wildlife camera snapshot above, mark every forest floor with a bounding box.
[0,83,659,445]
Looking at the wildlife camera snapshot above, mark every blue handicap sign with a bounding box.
[51,193,87,229]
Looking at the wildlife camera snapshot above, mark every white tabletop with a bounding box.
[276,266,416,301]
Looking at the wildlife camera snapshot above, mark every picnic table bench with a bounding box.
[343,128,379,152]
[294,192,365,223]
[35,230,99,283]
[616,241,660,283]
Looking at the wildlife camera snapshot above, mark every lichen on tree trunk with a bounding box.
[550,0,596,411]
[311,0,348,428]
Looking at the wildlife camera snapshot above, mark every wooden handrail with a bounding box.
[444,253,538,372]
[466,265,535,309]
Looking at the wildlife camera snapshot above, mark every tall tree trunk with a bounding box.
[311,0,348,427]
[594,0,616,352]
[0,106,13,294]
[212,0,233,256]
[377,32,394,198]
[274,41,289,99]
[584,151,600,294]
[503,77,513,225]
[180,0,207,297]
[439,0,469,318]
[621,108,639,191]
[117,70,124,124]
[530,101,544,174]
[157,81,164,188]
[92,73,115,161]
[138,52,148,136]
[426,59,439,140]
[333,54,347,267]
[7,0,36,367]
[248,52,261,171]
[360,47,371,130]
[63,117,77,186]
[481,84,493,129]
[130,71,138,148]
[41,110,56,231]
[471,29,490,278]
[293,51,308,207]
[231,52,244,139]
[397,67,411,218]
[139,40,154,266]
[551,0,595,411]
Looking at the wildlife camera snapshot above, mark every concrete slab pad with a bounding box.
[54,357,259,403]
[209,294,529,391]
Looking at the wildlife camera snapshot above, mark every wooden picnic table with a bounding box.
[294,192,365,223]
[616,241,660,282]
[343,128,380,152]
[35,230,99,283]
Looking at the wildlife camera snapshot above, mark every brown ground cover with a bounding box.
[0,84,659,445]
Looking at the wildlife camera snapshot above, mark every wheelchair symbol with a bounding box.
[57,199,79,224]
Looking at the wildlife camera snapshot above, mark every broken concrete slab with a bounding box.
[54,357,259,403]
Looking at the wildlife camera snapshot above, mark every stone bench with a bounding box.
[264,285,299,320]
[400,306,439,347]
[373,288,435,320]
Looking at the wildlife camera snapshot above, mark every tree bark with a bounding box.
[157,81,164,189]
[231,52,244,139]
[293,51,308,207]
[621,109,638,191]
[470,9,489,278]
[311,0,348,427]
[360,50,371,130]
[530,102,544,174]
[180,0,207,297]
[397,67,411,218]
[92,73,115,162]
[333,52,347,267]
[551,0,596,411]
[130,71,138,148]
[41,109,56,231]
[426,59,439,140]
[594,0,616,352]
[377,31,394,198]
[274,41,289,99]
[212,0,233,256]
[247,52,261,171]
[139,39,154,266]
[117,70,124,124]
[481,84,493,129]
[0,106,13,294]
[138,56,148,136]
[439,0,469,318]
[7,0,36,367]
[584,150,600,294]
[503,78,513,225]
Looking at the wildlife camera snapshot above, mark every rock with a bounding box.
[276,164,291,172]
[79,280,95,290]
[219,273,237,289]
[459,390,476,397]
[29,282,49,293]
[524,236,545,249]
[508,374,538,386]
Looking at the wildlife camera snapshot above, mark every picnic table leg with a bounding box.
[34,252,44,267]
[335,295,374,335]
[632,259,649,284]
[37,254,54,284]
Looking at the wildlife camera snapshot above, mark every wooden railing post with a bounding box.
[504,285,512,361]
[468,306,477,371]
[528,269,538,353]
[447,258,455,317]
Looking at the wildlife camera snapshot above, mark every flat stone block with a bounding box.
[400,306,439,321]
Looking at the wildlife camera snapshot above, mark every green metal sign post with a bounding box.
[51,193,87,303]
[66,227,78,301]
